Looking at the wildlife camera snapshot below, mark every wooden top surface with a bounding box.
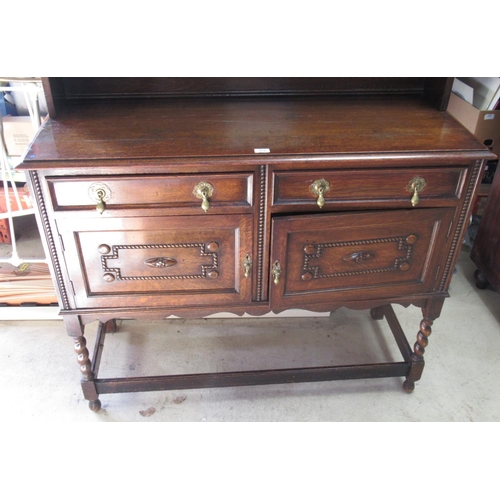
[23,96,493,164]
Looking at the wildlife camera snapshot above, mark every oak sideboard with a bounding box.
[19,78,496,411]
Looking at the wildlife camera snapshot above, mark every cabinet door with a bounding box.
[57,214,253,310]
[269,208,454,310]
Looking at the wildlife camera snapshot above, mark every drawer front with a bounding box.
[48,172,253,213]
[269,208,455,310]
[272,167,466,209]
[57,214,253,309]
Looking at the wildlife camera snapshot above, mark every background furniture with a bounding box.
[0,78,57,316]
[471,164,500,291]
[20,78,495,411]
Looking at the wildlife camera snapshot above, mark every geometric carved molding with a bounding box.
[303,234,416,280]
[101,243,219,281]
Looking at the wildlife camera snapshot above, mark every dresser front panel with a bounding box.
[272,167,466,210]
[270,207,455,310]
[56,214,253,309]
[47,172,254,214]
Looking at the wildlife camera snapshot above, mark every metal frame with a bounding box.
[0,78,56,318]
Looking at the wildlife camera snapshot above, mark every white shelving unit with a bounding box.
[1,77,59,320]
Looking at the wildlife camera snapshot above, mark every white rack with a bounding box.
[1,77,59,319]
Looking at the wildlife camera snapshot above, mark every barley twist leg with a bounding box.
[403,318,433,393]
[74,336,101,412]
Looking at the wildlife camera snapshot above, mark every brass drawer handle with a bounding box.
[309,179,330,208]
[88,183,111,214]
[272,260,282,285]
[407,176,427,207]
[243,254,252,278]
[193,181,214,212]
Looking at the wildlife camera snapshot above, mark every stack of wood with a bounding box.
[0,263,58,305]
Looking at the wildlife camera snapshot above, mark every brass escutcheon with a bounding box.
[193,181,214,212]
[243,254,252,278]
[407,176,427,207]
[309,179,330,208]
[272,260,282,285]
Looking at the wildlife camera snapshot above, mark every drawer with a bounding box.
[269,208,455,310]
[272,167,466,209]
[56,214,253,309]
[47,172,253,213]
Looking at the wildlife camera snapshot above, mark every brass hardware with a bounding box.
[243,254,252,278]
[96,192,106,214]
[407,177,427,207]
[272,261,282,285]
[406,234,418,245]
[301,272,313,281]
[88,183,111,214]
[207,270,219,279]
[98,244,111,254]
[145,257,177,268]
[103,273,115,282]
[193,181,214,212]
[309,179,330,208]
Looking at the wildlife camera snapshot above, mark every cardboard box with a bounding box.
[1,116,37,156]
[447,92,500,156]
[0,185,32,213]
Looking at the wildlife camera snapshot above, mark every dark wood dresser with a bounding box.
[19,78,496,412]
[471,165,500,291]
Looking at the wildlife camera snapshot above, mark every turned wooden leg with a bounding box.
[74,336,101,412]
[104,318,118,333]
[370,306,385,321]
[403,318,433,393]
[64,316,101,412]
[403,298,444,393]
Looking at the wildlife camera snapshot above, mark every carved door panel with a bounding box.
[269,208,455,310]
[57,214,253,309]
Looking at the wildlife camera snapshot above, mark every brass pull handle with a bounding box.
[272,261,282,285]
[95,189,106,214]
[89,183,111,215]
[193,181,214,212]
[407,176,427,207]
[243,254,252,278]
[309,179,330,208]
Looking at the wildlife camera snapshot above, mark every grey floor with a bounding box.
[0,246,499,422]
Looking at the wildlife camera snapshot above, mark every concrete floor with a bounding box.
[0,246,499,422]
